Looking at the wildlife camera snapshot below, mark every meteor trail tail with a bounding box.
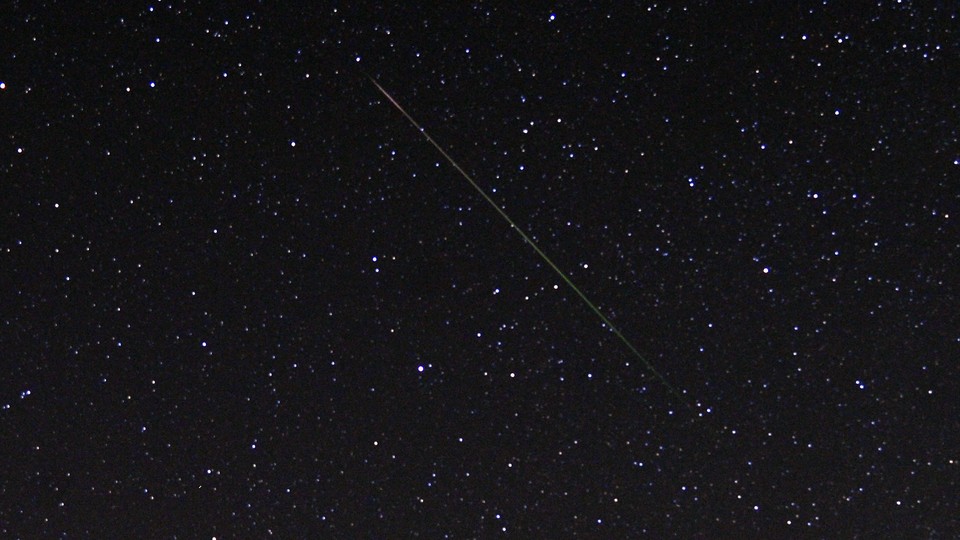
[369,75,695,414]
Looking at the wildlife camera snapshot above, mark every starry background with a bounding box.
[2,2,958,538]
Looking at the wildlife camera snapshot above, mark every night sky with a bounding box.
[2,2,959,537]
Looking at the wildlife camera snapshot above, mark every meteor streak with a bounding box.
[368,75,694,413]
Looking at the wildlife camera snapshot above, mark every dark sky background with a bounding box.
[2,2,958,537]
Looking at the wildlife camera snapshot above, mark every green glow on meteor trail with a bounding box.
[369,76,694,413]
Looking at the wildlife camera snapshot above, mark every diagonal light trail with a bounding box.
[368,75,695,413]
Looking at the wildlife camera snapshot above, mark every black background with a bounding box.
[2,2,958,537]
